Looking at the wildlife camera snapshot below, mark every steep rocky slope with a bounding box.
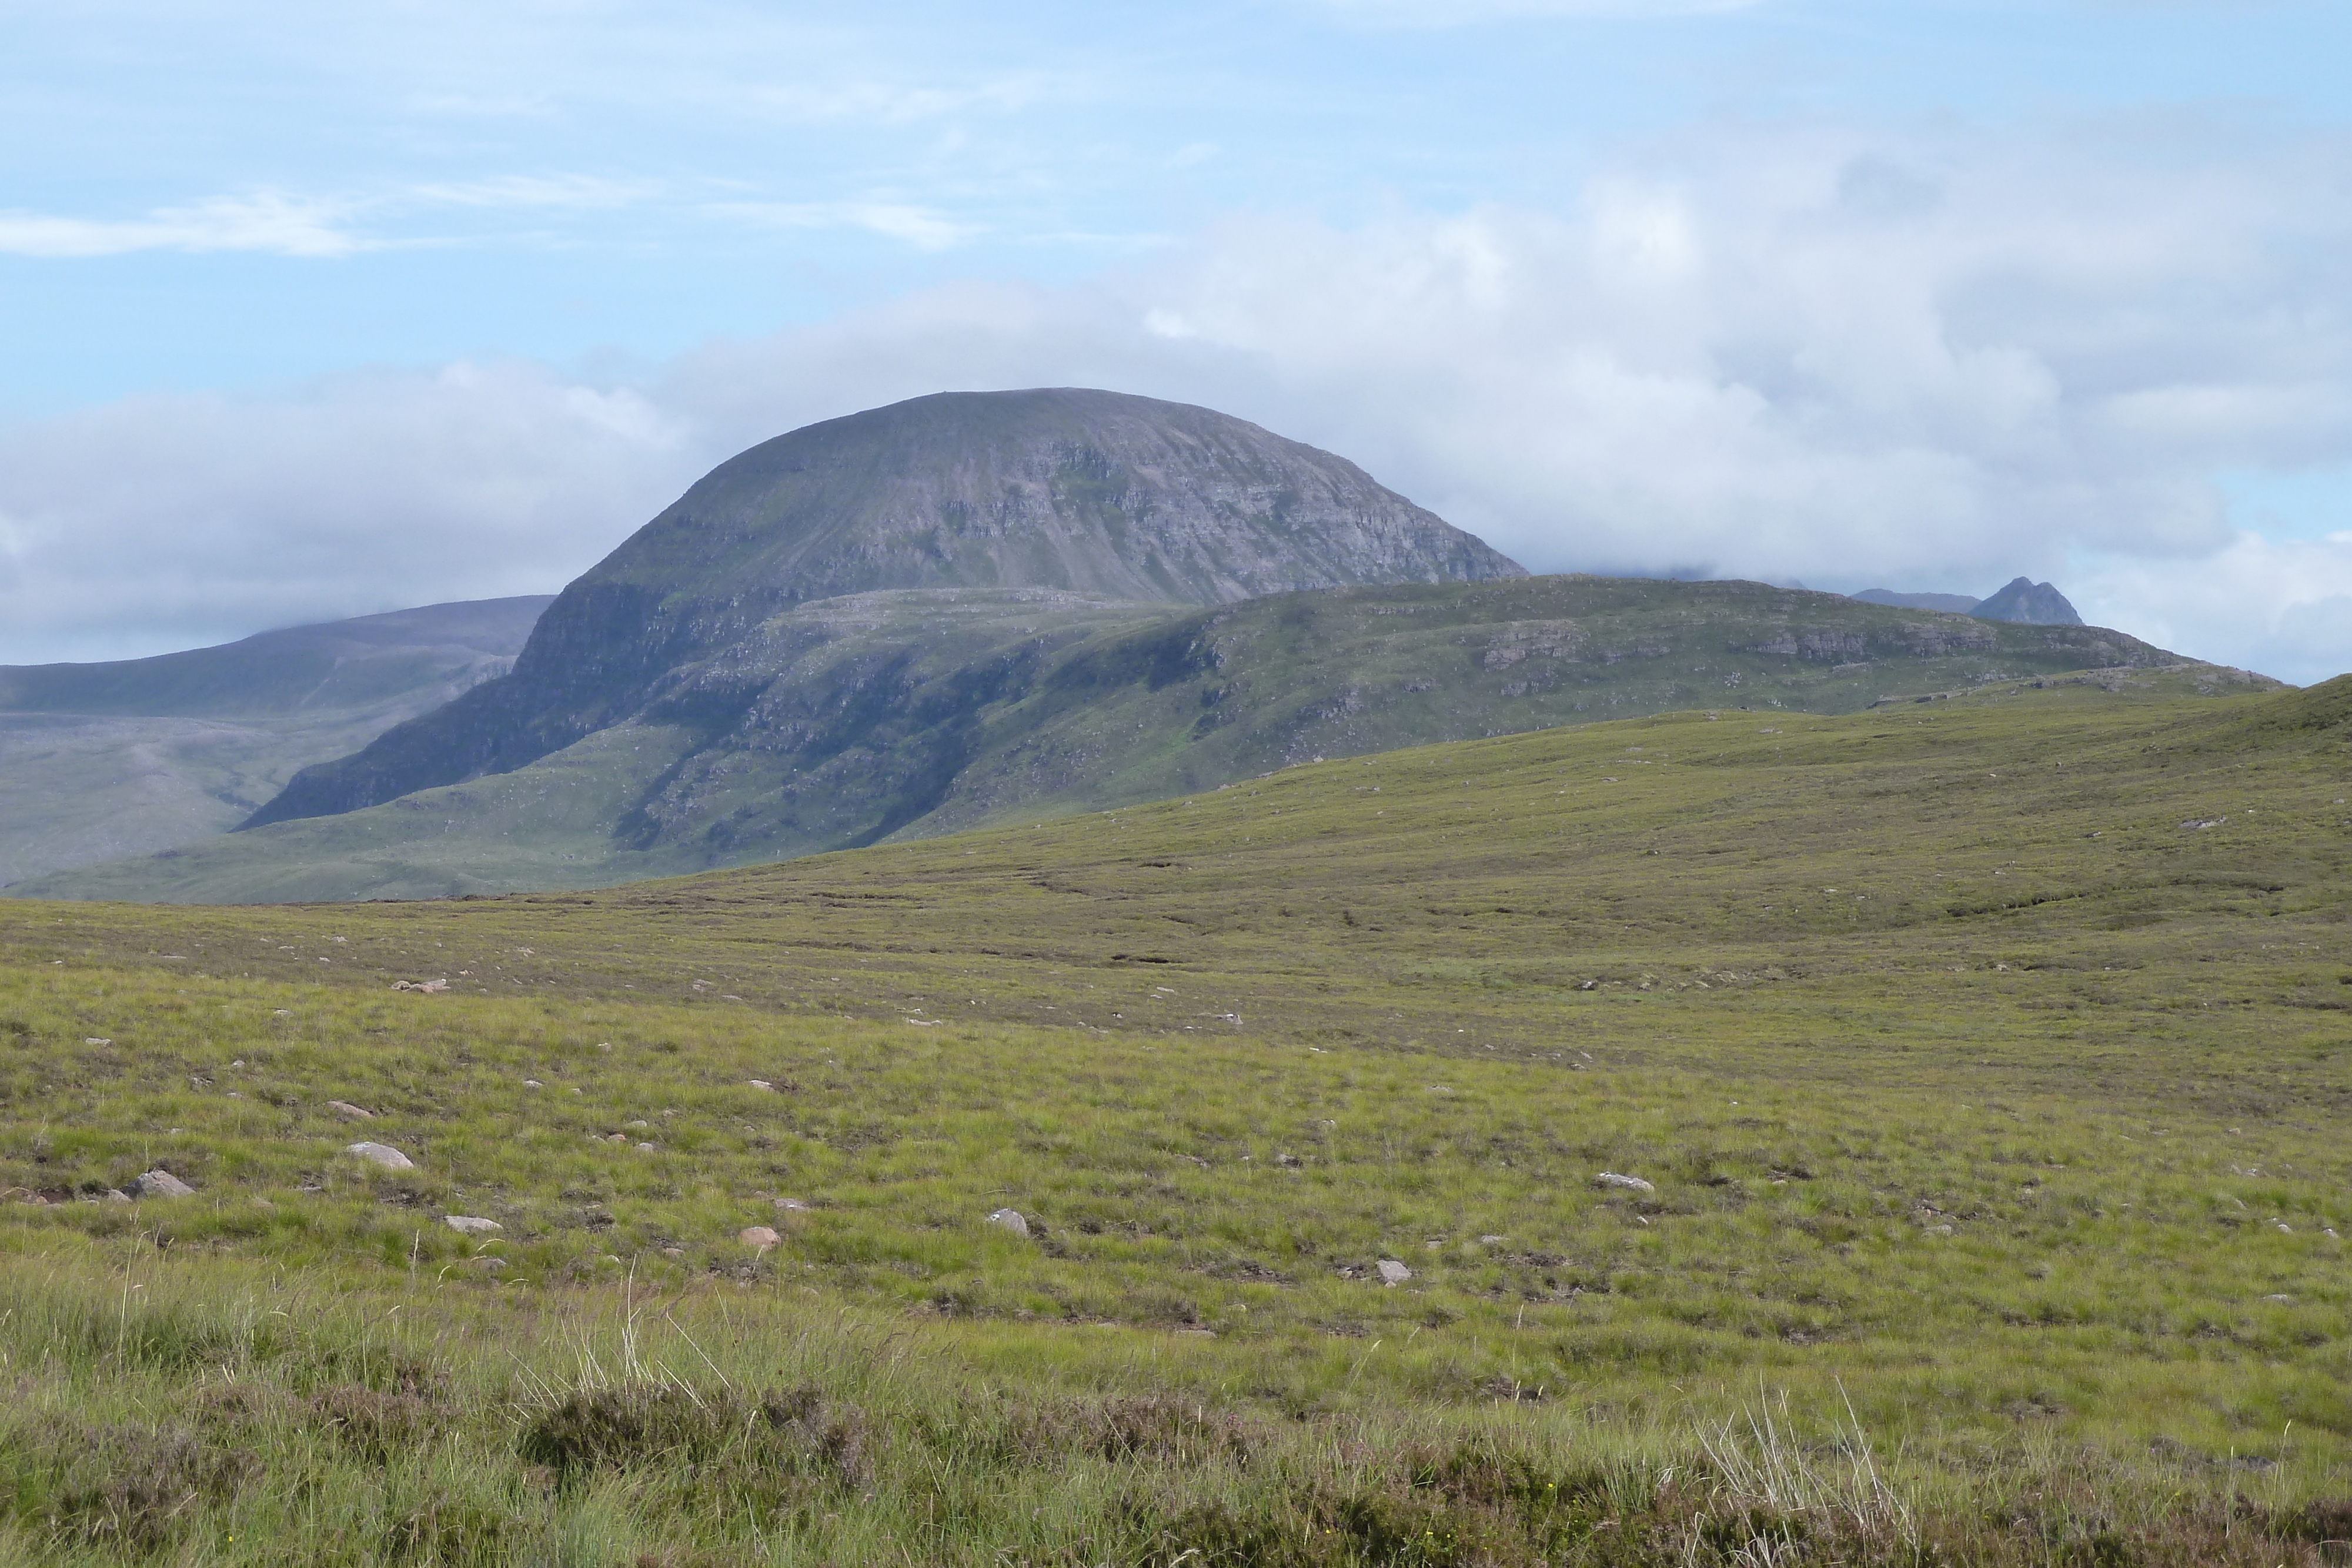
[246,389,1524,829]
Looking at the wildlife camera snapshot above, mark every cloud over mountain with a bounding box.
[2,115,2347,680]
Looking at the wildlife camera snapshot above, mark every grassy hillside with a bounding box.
[0,599,550,887]
[15,576,2270,904]
[0,678,2343,1562]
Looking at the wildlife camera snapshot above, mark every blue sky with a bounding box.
[3,0,2350,680]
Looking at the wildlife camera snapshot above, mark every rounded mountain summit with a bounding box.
[244,389,1527,828]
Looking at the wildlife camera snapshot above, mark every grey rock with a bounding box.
[125,1169,194,1198]
[101,1188,131,1203]
[443,1215,501,1235]
[1970,577,2082,627]
[1375,1259,1412,1286]
[739,1225,782,1249]
[326,1100,373,1120]
[987,1207,1030,1237]
[345,1141,415,1171]
[1594,1172,1655,1193]
[774,1198,811,1212]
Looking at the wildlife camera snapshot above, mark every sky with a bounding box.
[2,1,2350,683]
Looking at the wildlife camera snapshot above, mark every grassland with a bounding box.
[0,677,2345,1563]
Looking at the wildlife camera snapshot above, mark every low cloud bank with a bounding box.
[5,118,2348,681]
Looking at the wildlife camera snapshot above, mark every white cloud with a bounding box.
[0,193,366,259]
[4,114,2348,684]
[708,200,977,250]
[0,364,699,663]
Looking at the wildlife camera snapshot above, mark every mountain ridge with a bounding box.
[244,389,1524,831]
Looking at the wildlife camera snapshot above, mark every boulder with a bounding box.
[346,1141,415,1171]
[1376,1259,1412,1286]
[443,1215,501,1235]
[987,1207,1030,1238]
[739,1226,781,1250]
[1595,1172,1655,1193]
[125,1169,195,1198]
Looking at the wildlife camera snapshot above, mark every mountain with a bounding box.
[243,389,1525,830]
[1850,580,2086,626]
[1970,577,2083,626]
[0,597,550,885]
[13,575,2273,905]
[1850,589,1982,613]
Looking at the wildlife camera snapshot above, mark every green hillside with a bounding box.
[0,598,550,887]
[14,575,2269,904]
[0,678,2343,1562]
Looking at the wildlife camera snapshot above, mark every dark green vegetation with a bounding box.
[245,389,1524,831]
[0,598,549,887]
[16,576,2264,904]
[0,677,2345,1562]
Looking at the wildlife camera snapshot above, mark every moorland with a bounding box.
[0,673,2344,1564]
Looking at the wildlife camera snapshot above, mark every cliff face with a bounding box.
[245,389,1524,828]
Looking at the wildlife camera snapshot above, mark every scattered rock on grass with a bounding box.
[1595,1172,1655,1193]
[739,1226,781,1251]
[326,1101,373,1120]
[125,1170,195,1198]
[1376,1259,1412,1285]
[634,1142,657,1154]
[774,1198,810,1212]
[747,1079,776,1091]
[346,1142,415,1171]
[987,1208,1030,1237]
[443,1215,501,1235]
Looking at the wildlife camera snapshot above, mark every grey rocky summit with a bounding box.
[1970,577,2083,626]
[246,389,1525,829]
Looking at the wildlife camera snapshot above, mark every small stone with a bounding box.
[747,1079,776,1091]
[346,1141,415,1171]
[634,1142,657,1153]
[2263,1293,2293,1302]
[1595,1172,1655,1193]
[126,1169,195,1198]
[102,1189,131,1203]
[1925,1223,1955,1236]
[987,1207,1030,1238]
[604,1133,627,1145]
[84,1037,111,1046]
[1478,1234,1506,1245]
[739,1226,781,1249]
[443,1215,501,1235]
[326,1101,373,1120]
[661,1246,685,1258]
[623,1119,649,1129]
[523,1079,544,1088]
[1375,1259,1412,1286]
[470,1255,507,1271]
[774,1198,810,1212]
